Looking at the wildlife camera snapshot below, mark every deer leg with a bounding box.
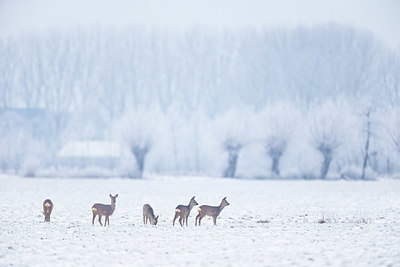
[213,216,217,225]
[173,213,179,226]
[185,215,188,227]
[198,215,205,226]
[106,216,109,226]
[98,215,103,226]
[179,216,183,227]
[143,215,146,224]
[92,212,97,225]
[195,213,200,226]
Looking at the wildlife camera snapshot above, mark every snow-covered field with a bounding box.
[1,176,399,266]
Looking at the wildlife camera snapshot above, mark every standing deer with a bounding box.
[143,204,159,225]
[92,194,118,226]
[195,197,230,226]
[43,199,53,222]
[173,196,198,227]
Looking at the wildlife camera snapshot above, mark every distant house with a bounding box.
[58,141,122,169]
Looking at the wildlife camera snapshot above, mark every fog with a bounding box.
[1,1,400,179]
[1,0,400,47]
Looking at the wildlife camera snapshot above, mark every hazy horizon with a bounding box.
[1,0,399,49]
[1,1,400,179]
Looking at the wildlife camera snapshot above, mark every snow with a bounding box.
[1,176,399,266]
[58,141,121,158]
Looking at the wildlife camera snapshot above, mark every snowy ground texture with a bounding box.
[1,176,400,266]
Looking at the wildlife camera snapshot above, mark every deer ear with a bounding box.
[192,196,195,199]
[156,215,159,220]
[109,194,112,198]
[223,197,226,200]
[115,194,118,198]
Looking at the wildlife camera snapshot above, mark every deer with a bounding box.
[43,199,53,222]
[143,204,159,225]
[195,197,230,226]
[92,194,118,226]
[173,196,198,227]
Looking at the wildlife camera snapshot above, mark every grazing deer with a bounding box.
[173,196,198,227]
[92,194,118,226]
[195,197,230,226]
[143,204,159,225]
[43,199,53,222]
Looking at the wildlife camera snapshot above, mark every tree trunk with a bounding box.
[320,154,332,179]
[134,154,145,178]
[224,151,238,178]
[271,156,280,176]
[361,109,371,180]
[132,146,149,179]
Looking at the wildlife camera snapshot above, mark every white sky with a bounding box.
[0,0,399,48]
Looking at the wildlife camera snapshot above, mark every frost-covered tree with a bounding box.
[259,104,296,177]
[309,102,347,179]
[0,111,45,175]
[390,110,400,162]
[223,137,243,178]
[213,109,254,178]
[116,109,165,178]
[129,135,151,178]
[265,136,287,177]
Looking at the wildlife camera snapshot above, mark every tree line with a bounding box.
[0,24,399,178]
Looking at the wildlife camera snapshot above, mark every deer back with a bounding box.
[199,197,229,217]
[175,204,189,215]
[43,199,53,222]
[143,204,158,225]
[92,203,114,216]
[198,205,220,217]
[143,204,155,217]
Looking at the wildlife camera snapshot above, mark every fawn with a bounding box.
[173,196,198,226]
[92,194,118,226]
[195,197,230,226]
[143,204,159,225]
[43,199,53,222]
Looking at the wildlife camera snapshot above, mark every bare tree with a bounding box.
[390,111,400,171]
[361,108,373,180]
[392,128,400,155]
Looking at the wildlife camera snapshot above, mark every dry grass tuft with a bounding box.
[256,219,270,224]
[348,217,372,224]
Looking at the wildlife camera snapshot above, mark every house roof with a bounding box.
[58,141,121,158]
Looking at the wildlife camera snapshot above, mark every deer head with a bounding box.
[152,215,159,225]
[109,194,118,204]
[221,197,230,207]
[190,196,198,207]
